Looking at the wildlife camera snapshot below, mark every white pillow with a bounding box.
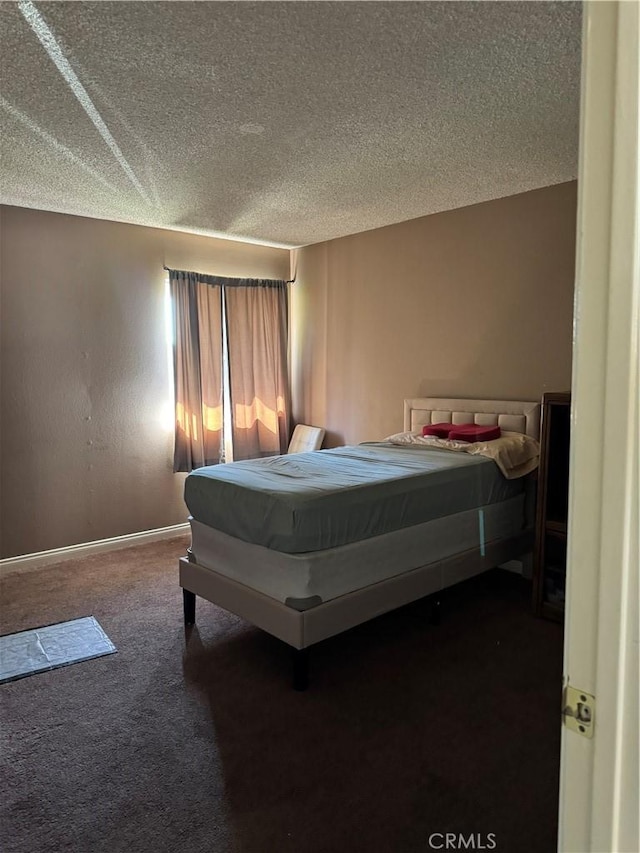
[383,430,540,479]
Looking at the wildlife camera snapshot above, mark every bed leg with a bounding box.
[183,589,196,625]
[292,648,309,691]
[429,598,441,626]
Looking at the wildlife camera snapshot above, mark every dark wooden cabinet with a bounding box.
[532,392,571,621]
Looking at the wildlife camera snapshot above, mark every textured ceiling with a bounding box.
[0,1,582,248]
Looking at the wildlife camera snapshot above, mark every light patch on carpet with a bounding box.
[0,616,116,684]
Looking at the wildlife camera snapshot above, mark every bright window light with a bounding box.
[160,273,175,433]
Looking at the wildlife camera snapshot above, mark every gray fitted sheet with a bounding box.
[184,443,522,554]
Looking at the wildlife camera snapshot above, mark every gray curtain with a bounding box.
[225,280,290,461]
[169,270,223,472]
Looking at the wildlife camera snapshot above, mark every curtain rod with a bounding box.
[163,266,295,284]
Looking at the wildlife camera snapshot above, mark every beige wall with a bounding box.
[291,182,577,446]
[0,206,289,558]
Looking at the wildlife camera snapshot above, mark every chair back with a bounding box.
[287,424,325,453]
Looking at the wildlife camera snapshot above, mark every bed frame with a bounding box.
[179,397,541,689]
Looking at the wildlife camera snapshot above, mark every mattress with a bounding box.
[189,493,527,604]
[184,443,523,553]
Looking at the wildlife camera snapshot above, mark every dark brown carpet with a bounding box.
[0,538,563,853]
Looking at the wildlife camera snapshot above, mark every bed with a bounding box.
[179,397,541,688]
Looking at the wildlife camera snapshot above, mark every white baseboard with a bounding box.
[0,523,190,576]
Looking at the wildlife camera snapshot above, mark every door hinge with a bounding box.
[562,684,595,738]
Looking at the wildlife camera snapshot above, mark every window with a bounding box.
[166,269,290,472]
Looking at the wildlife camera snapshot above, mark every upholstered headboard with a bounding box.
[403,397,541,440]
